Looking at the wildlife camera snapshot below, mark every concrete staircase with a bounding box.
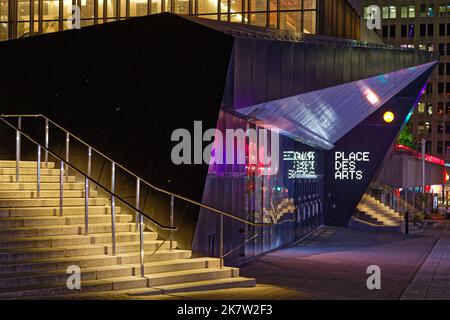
[0,160,255,299]
[355,194,422,234]
[357,194,401,227]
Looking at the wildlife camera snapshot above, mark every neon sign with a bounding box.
[283,151,316,179]
[334,152,370,180]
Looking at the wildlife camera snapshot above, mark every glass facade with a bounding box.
[0,0,317,41]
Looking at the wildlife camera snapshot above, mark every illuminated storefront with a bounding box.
[0,0,317,40]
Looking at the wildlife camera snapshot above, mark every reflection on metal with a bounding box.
[236,62,437,150]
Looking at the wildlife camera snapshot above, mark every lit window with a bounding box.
[409,5,415,18]
[418,102,425,113]
[389,6,396,19]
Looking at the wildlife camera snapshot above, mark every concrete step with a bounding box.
[0,276,149,299]
[0,161,55,169]
[0,244,107,263]
[0,190,97,199]
[0,222,135,239]
[124,277,256,297]
[104,240,177,255]
[0,266,242,299]
[0,175,75,183]
[0,182,84,191]
[0,239,172,263]
[359,204,399,218]
[0,231,157,250]
[0,197,109,208]
[0,213,132,227]
[0,205,120,218]
[134,257,221,275]
[146,267,239,287]
[0,249,190,274]
[0,168,62,176]
[0,265,134,290]
[118,250,192,264]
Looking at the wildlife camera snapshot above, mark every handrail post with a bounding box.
[219,213,224,269]
[84,147,92,236]
[65,132,70,178]
[45,118,49,168]
[170,195,174,251]
[111,162,116,256]
[136,178,140,232]
[16,116,21,182]
[139,214,145,278]
[37,145,41,198]
[59,160,64,216]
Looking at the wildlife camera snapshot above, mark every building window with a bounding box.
[401,6,408,18]
[426,82,433,95]
[382,25,389,38]
[401,5,415,18]
[438,102,445,115]
[439,82,445,95]
[438,141,444,154]
[440,24,446,36]
[427,24,434,37]
[409,24,415,37]
[420,4,427,17]
[446,122,450,135]
[418,122,432,134]
[420,24,426,37]
[426,102,433,115]
[439,43,446,55]
[439,63,445,75]
[447,63,450,75]
[0,0,320,40]
[426,141,432,154]
[440,3,447,16]
[418,102,426,113]
[409,5,416,18]
[401,25,407,38]
[390,25,396,38]
[382,6,396,19]
[438,123,445,135]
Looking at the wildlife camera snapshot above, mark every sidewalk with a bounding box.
[72,225,441,300]
[402,222,450,300]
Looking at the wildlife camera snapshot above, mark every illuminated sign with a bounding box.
[335,152,370,180]
[283,151,316,179]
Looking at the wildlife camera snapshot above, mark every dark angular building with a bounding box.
[0,13,436,279]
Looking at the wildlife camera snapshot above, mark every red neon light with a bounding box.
[395,144,445,166]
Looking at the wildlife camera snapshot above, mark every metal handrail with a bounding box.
[0,114,269,228]
[0,116,175,232]
[371,182,422,213]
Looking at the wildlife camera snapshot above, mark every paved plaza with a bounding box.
[72,222,449,300]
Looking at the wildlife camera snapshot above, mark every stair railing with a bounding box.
[367,182,423,231]
[0,114,276,273]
